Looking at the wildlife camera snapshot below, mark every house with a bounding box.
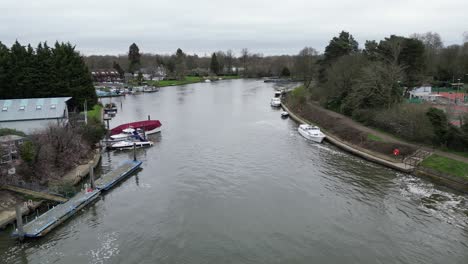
[0,97,72,134]
[0,135,24,165]
[91,70,122,83]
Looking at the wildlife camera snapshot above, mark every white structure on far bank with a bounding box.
[409,85,442,102]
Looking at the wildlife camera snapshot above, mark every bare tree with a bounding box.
[240,48,249,74]
[225,50,234,74]
[411,32,444,76]
[295,47,318,89]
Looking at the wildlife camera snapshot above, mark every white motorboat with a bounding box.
[110,140,154,150]
[298,124,326,143]
[109,128,140,141]
[281,111,289,118]
[274,91,282,98]
[270,98,281,107]
[143,86,159,92]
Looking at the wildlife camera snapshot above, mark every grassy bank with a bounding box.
[148,75,240,87]
[87,104,102,122]
[284,86,417,159]
[421,155,468,179]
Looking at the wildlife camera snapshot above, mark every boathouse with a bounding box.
[0,97,72,134]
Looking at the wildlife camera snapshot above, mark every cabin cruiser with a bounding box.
[298,124,326,143]
[270,98,281,107]
[143,86,159,92]
[103,103,117,114]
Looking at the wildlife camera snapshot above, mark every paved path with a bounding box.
[2,185,67,203]
[60,150,102,185]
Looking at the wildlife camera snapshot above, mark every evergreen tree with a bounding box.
[426,107,448,145]
[319,31,359,83]
[128,43,141,73]
[0,41,96,110]
[0,42,11,98]
[281,66,291,77]
[323,31,359,62]
[35,42,56,97]
[51,42,97,110]
[112,61,124,77]
[210,53,220,75]
[174,48,186,80]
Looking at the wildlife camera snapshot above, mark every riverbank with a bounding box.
[281,94,468,192]
[0,149,102,229]
[148,75,240,87]
[281,102,414,173]
[0,190,43,229]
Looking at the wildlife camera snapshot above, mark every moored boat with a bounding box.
[270,98,281,107]
[281,111,289,118]
[298,124,326,143]
[111,120,162,135]
[110,140,154,150]
[104,103,117,114]
[108,127,145,141]
[143,86,159,92]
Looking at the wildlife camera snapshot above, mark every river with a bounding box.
[1,79,468,263]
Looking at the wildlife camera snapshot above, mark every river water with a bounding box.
[1,79,468,263]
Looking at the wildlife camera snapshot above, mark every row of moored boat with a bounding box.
[271,89,326,144]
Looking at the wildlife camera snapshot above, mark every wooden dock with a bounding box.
[12,189,100,238]
[95,160,142,191]
[12,159,142,238]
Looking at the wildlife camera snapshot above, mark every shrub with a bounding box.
[79,120,106,145]
[370,104,434,143]
[426,107,448,145]
[0,128,26,137]
[289,86,307,107]
[19,141,36,164]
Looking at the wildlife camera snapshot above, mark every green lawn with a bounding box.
[148,75,240,87]
[421,154,468,179]
[367,133,384,142]
[87,105,102,122]
[447,150,468,159]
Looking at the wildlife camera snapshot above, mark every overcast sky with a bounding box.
[1,0,467,56]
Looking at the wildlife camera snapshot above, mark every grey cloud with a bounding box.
[1,0,467,55]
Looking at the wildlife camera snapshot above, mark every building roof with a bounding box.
[0,97,71,122]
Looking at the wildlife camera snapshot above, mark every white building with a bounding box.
[0,97,72,134]
[409,85,432,98]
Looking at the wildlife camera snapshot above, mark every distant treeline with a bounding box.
[0,41,97,110]
[84,32,468,86]
[84,48,300,78]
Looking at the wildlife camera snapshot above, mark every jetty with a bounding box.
[95,160,142,191]
[12,159,142,239]
[13,189,100,238]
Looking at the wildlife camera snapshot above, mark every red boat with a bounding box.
[110,120,162,135]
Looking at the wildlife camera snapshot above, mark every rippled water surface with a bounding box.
[1,79,468,263]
